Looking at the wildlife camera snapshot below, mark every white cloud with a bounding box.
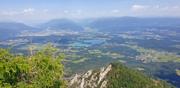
[22,8,35,15]
[162,6,180,10]
[0,8,35,16]
[172,6,179,9]
[43,9,49,13]
[130,4,180,17]
[154,5,160,9]
[75,10,82,15]
[23,8,34,13]
[112,9,120,13]
[131,5,148,12]
[1,11,19,16]
[63,10,69,14]
[62,10,83,18]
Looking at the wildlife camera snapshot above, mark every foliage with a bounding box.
[176,69,180,76]
[107,63,174,88]
[125,45,180,63]
[0,44,66,88]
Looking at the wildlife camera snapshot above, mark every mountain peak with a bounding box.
[39,19,84,32]
[68,63,173,88]
[69,64,112,88]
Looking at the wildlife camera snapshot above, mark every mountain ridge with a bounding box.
[88,17,180,32]
[0,22,39,40]
[68,63,173,88]
[39,19,84,32]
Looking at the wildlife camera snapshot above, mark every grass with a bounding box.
[72,57,88,63]
[176,69,180,76]
[123,44,180,63]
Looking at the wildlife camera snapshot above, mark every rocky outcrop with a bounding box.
[176,69,180,76]
[68,65,112,88]
[68,63,173,88]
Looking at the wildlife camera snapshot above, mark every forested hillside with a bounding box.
[107,63,173,88]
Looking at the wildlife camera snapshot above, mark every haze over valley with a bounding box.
[0,0,180,88]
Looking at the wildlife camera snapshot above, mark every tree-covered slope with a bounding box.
[107,63,173,88]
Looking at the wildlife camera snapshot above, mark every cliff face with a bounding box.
[68,63,173,88]
[69,65,112,88]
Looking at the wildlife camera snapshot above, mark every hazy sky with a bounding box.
[0,0,180,23]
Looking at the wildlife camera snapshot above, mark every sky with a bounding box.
[0,0,180,23]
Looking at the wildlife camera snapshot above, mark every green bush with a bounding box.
[0,45,66,88]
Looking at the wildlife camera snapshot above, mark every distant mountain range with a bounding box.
[88,17,180,32]
[39,19,84,32]
[1,17,180,40]
[0,22,39,40]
